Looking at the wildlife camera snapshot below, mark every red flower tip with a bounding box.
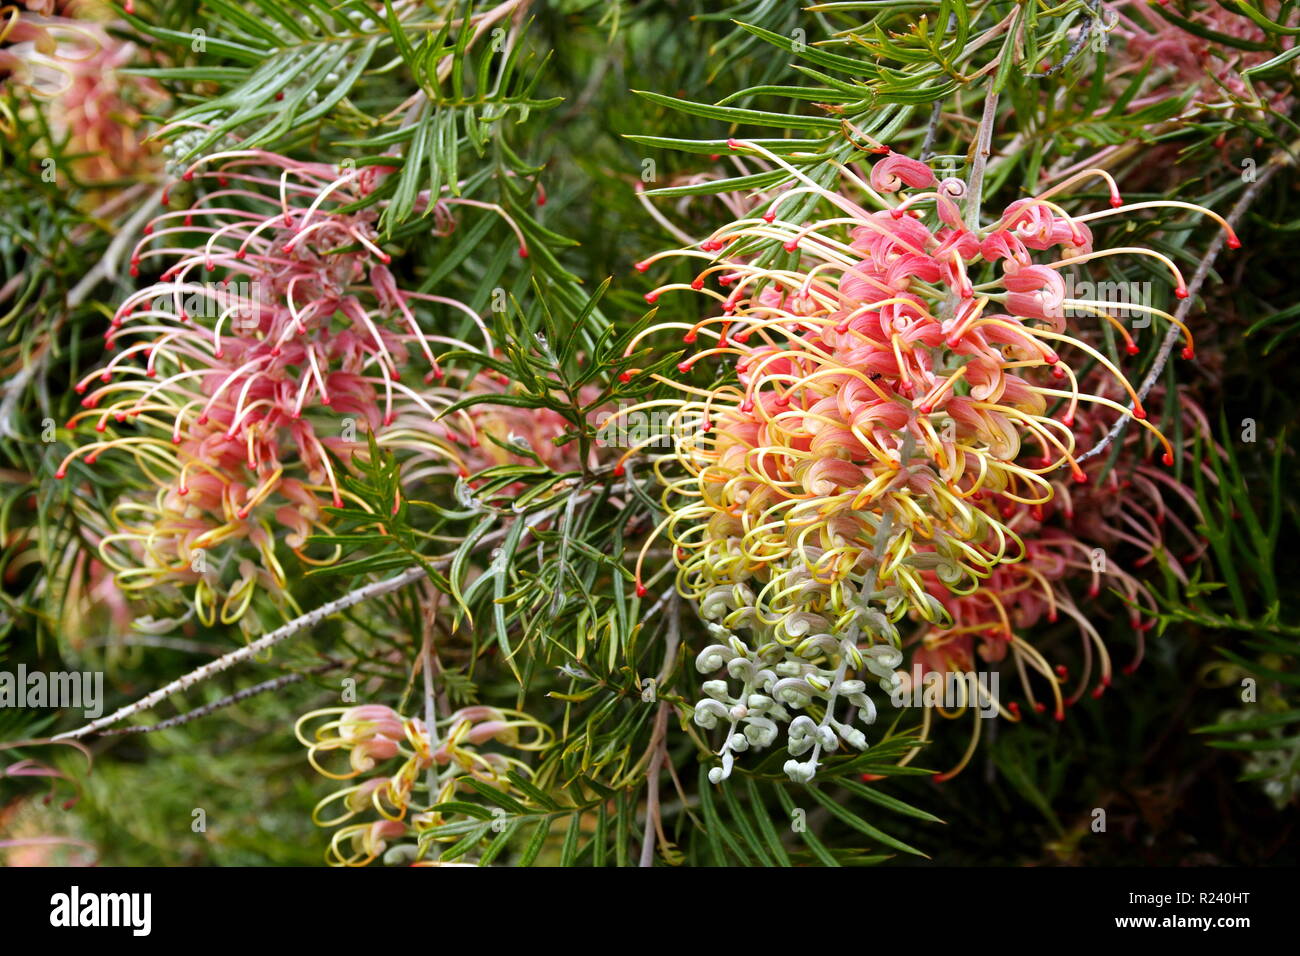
[1034,702,1046,713]
[129,266,139,278]
[727,138,743,150]
[518,246,529,259]
[1226,234,1241,249]
[54,468,66,479]
[1054,709,1066,722]
[381,253,392,264]
[860,773,886,782]
[182,170,193,182]
[677,361,692,374]
[633,261,650,273]
[1181,346,1195,360]
[783,241,798,252]
[1175,286,1189,299]
[1161,451,1174,466]
[682,331,697,343]
[1007,701,1020,716]
[74,382,87,394]
[1072,470,1088,484]
[762,211,776,223]
[1091,684,1106,699]
[1133,407,1146,420]
[644,292,659,304]
[332,494,343,508]
[617,371,632,384]
[690,278,704,290]
[1125,342,1140,355]
[143,224,153,236]
[613,463,625,477]
[635,583,648,598]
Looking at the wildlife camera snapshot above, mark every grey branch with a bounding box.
[1074,148,1291,467]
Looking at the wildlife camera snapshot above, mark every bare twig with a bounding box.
[639,594,681,867]
[97,663,340,737]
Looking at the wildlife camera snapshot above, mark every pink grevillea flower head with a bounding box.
[57,147,530,626]
[296,704,552,866]
[1,12,163,186]
[624,139,1235,782]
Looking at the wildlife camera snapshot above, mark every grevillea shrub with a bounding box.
[2,1,1298,871]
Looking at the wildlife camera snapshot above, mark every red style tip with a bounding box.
[54,468,66,479]
[635,584,648,598]
[644,292,658,304]
[617,371,632,384]
[182,171,193,182]
[613,463,625,477]
[676,361,692,374]
[1175,286,1189,299]
[1181,346,1195,360]
[1161,451,1175,466]
[517,247,528,259]
[1125,342,1140,355]
[633,261,650,273]
[762,212,776,223]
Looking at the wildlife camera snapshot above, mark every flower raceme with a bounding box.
[295,704,552,866]
[623,139,1235,782]
[56,147,539,627]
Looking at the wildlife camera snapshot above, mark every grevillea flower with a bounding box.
[1111,1,1294,115]
[0,11,163,187]
[296,704,552,866]
[890,374,1213,778]
[57,146,537,627]
[623,139,1235,782]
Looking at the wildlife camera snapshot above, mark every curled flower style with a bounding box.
[296,704,553,866]
[56,147,538,625]
[625,139,1234,782]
